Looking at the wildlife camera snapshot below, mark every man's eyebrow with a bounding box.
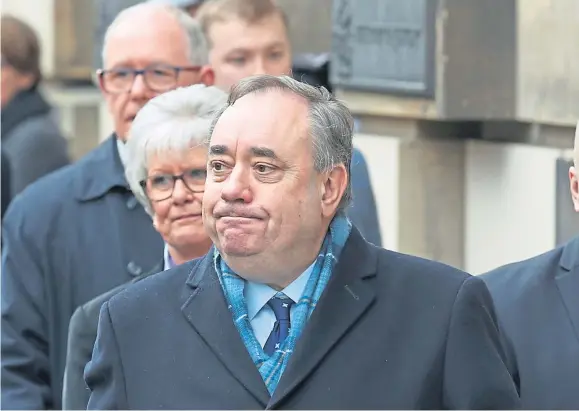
[225,42,286,56]
[251,146,278,160]
[107,60,169,70]
[209,145,228,156]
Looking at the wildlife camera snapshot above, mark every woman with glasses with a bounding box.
[62,83,227,410]
[125,84,226,268]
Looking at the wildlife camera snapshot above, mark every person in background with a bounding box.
[151,0,206,16]
[86,75,519,409]
[0,15,69,197]
[1,4,213,409]
[196,0,383,246]
[62,84,226,410]
[1,150,12,221]
[481,120,579,409]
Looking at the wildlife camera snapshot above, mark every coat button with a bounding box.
[126,196,138,210]
[126,261,143,277]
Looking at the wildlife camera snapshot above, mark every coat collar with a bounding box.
[1,87,51,138]
[559,235,579,271]
[74,135,130,202]
[556,236,579,341]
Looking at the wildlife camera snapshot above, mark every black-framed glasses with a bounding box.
[140,169,207,202]
[96,64,202,94]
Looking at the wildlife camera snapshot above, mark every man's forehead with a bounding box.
[210,91,309,149]
[208,14,289,46]
[109,15,182,41]
[218,91,307,127]
[104,11,188,66]
[107,7,185,43]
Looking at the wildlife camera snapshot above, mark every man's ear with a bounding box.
[199,66,215,86]
[320,164,348,218]
[95,71,107,94]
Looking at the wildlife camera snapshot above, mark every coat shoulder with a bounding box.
[106,259,201,320]
[80,283,131,325]
[7,112,64,141]
[481,246,562,298]
[377,247,471,287]
[3,141,113,232]
[3,162,79,240]
[370,247,477,312]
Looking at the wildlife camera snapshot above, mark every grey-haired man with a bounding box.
[86,75,520,410]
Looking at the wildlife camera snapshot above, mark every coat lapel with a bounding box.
[180,254,271,406]
[556,237,579,342]
[269,229,378,408]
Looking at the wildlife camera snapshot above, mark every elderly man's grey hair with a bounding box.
[125,84,228,215]
[101,3,208,66]
[209,74,354,212]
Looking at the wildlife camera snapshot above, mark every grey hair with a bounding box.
[209,75,354,212]
[102,3,208,66]
[125,84,228,215]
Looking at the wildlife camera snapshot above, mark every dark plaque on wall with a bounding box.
[330,0,437,97]
[93,0,143,70]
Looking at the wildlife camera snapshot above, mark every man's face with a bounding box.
[203,91,329,284]
[0,61,34,108]
[0,65,21,108]
[207,13,292,91]
[100,11,211,140]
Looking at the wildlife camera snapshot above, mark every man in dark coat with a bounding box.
[1,15,69,196]
[1,4,214,409]
[1,150,12,221]
[86,75,520,410]
[481,120,579,409]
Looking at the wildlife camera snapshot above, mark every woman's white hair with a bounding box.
[125,84,228,215]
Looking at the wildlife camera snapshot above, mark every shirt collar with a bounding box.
[75,135,131,201]
[163,243,175,271]
[245,262,315,321]
[116,138,129,169]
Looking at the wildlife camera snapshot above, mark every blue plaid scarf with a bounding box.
[214,214,352,395]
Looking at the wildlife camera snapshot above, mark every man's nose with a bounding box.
[129,73,150,98]
[220,167,253,204]
[250,58,268,76]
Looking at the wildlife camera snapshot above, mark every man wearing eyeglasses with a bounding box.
[1,4,212,410]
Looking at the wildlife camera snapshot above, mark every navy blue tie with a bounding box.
[263,295,295,356]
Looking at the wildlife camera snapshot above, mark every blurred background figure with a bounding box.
[196,0,382,246]
[0,15,69,197]
[150,0,206,16]
[480,120,579,409]
[197,0,292,92]
[1,151,12,221]
[62,84,226,410]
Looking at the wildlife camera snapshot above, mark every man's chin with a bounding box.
[220,245,259,258]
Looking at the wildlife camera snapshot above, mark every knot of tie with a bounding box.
[267,295,294,322]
